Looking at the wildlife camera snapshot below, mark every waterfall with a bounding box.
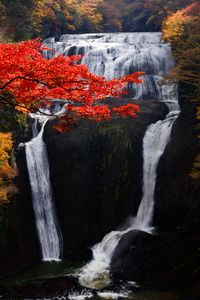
[133,102,180,231]
[78,103,180,289]
[44,32,175,101]
[43,32,180,286]
[25,114,62,261]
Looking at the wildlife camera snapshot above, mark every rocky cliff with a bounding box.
[111,100,200,286]
[44,100,167,260]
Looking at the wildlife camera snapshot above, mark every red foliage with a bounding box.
[70,105,111,121]
[0,38,144,130]
[53,115,76,133]
[112,103,140,118]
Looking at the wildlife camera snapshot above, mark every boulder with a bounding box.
[111,229,162,281]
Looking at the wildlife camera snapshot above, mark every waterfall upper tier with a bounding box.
[44,32,177,102]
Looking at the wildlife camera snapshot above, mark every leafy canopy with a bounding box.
[0,132,16,204]
[0,38,143,131]
[162,2,200,101]
[162,2,200,181]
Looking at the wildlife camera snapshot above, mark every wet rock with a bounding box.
[111,229,162,280]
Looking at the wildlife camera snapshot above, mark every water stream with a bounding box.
[42,32,180,287]
[25,114,62,261]
[133,102,180,231]
[44,32,175,101]
[42,33,180,289]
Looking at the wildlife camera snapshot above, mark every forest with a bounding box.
[0,0,200,299]
[0,0,196,40]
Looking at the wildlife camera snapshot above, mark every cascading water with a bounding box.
[78,107,180,288]
[43,32,180,287]
[25,114,62,261]
[133,102,180,231]
[44,32,175,101]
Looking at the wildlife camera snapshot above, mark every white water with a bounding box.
[44,32,175,101]
[43,32,180,287]
[133,102,180,231]
[78,103,180,289]
[25,114,62,261]
[51,33,181,288]
[39,99,68,116]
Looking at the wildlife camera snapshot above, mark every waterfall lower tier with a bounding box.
[25,114,62,261]
[78,230,123,289]
[78,103,180,289]
[133,103,180,232]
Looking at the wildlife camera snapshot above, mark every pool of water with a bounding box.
[0,261,80,285]
[0,262,196,300]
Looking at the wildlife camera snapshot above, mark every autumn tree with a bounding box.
[0,132,16,204]
[31,0,103,37]
[1,0,35,41]
[162,2,200,181]
[98,0,123,32]
[0,38,143,132]
[0,1,12,42]
[32,0,75,37]
[162,2,200,101]
[0,131,16,262]
[71,0,103,32]
[111,0,194,32]
[142,0,194,30]
[1,0,196,40]
[0,133,13,165]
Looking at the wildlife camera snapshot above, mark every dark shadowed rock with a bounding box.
[0,100,167,277]
[111,229,162,280]
[111,202,200,288]
[110,99,200,288]
[154,102,199,230]
[111,229,155,265]
[43,100,167,260]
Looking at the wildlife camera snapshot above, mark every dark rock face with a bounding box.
[0,96,199,289]
[111,203,200,287]
[154,102,199,229]
[110,101,200,287]
[12,147,40,262]
[0,100,166,277]
[0,147,40,278]
[43,100,167,260]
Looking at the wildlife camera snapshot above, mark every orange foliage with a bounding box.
[0,165,15,185]
[0,133,13,165]
[32,0,103,34]
[0,132,16,204]
[162,2,200,42]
